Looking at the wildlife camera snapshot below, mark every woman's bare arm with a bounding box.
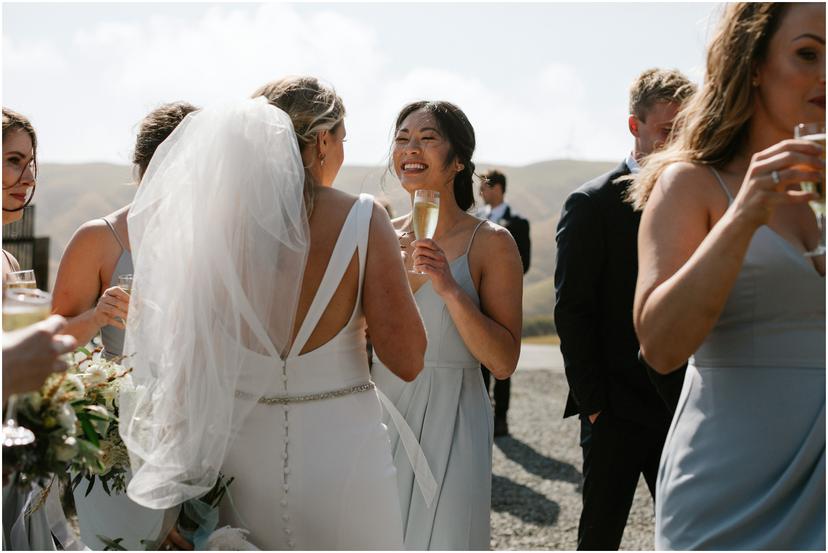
[52,222,129,346]
[635,143,821,373]
[363,202,426,381]
[415,224,523,379]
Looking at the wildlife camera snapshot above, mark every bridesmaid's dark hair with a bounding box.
[394,101,477,212]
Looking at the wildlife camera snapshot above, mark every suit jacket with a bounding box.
[494,205,531,274]
[554,161,672,430]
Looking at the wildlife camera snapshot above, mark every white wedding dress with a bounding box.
[219,194,404,550]
[122,99,405,550]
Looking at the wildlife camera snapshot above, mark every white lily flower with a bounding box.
[63,374,86,400]
[57,402,78,431]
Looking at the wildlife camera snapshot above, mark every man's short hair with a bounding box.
[482,169,507,193]
[629,68,696,122]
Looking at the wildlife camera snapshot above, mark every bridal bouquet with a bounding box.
[4,347,133,493]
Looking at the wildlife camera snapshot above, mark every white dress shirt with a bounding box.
[482,202,509,222]
[625,153,641,174]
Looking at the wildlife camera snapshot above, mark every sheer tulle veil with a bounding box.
[120,97,309,509]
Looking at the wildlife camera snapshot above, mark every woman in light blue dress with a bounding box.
[373,101,524,549]
[52,102,197,550]
[630,3,825,549]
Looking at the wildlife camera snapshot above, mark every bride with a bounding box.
[120,76,427,549]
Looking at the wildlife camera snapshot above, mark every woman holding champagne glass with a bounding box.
[51,102,197,551]
[372,100,523,549]
[1,108,43,420]
[53,101,197,361]
[630,3,824,549]
[2,107,59,551]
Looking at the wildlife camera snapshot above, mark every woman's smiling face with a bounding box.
[393,109,459,194]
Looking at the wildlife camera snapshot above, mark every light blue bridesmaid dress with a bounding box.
[72,218,172,550]
[655,168,826,550]
[373,220,494,550]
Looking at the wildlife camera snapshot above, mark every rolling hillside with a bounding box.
[29,159,617,322]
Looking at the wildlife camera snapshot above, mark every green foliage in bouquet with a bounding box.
[4,347,134,495]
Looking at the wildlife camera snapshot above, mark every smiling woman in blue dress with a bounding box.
[630,3,825,549]
[372,101,524,550]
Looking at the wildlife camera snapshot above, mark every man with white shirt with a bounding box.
[554,68,695,550]
[478,169,530,437]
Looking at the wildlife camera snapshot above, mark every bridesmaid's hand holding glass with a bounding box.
[412,238,458,297]
[731,139,824,231]
[93,285,130,329]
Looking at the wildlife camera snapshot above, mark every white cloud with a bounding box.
[4,4,632,166]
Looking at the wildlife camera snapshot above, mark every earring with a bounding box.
[320,155,326,167]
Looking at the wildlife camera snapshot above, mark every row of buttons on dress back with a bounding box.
[281,359,296,550]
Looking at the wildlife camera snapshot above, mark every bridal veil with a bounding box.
[120,97,309,509]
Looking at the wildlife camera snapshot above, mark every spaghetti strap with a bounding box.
[464,219,487,256]
[101,218,128,251]
[708,167,734,204]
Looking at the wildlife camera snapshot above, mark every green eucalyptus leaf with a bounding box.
[78,415,100,447]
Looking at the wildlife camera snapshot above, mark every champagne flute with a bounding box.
[795,122,826,257]
[116,274,133,326]
[2,288,52,447]
[117,274,133,294]
[4,270,36,291]
[410,190,440,275]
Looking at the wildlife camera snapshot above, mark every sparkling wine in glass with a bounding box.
[410,190,440,274]
[4,270,36,291]
[118,274,133,294]
[2,288,52,447]
[795,122,826,257]
[2,288,51,331]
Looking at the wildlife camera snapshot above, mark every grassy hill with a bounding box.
[29,159,617,323]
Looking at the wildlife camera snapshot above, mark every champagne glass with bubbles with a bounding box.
[4,270,36,291]
[795,122,826,257]
[2,288,52,447]
[410,190,440,275]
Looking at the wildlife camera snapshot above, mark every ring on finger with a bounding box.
[771,170,781,185]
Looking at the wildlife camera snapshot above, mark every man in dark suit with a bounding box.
[479,169,530,437]
[554,68,695,550]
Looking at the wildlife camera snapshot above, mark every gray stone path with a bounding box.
[490,368,655,550]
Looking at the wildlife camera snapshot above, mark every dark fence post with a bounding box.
[2,205,50,290]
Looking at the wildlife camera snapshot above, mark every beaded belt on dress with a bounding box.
[235,381,375,405]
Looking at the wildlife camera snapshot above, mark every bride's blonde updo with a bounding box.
[252,76,346,215]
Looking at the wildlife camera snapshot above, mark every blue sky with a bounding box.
[3,2,720,166]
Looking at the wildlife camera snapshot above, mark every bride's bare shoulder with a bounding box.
[311,187,359,216]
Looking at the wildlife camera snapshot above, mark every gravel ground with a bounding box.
[490,369,655,550]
